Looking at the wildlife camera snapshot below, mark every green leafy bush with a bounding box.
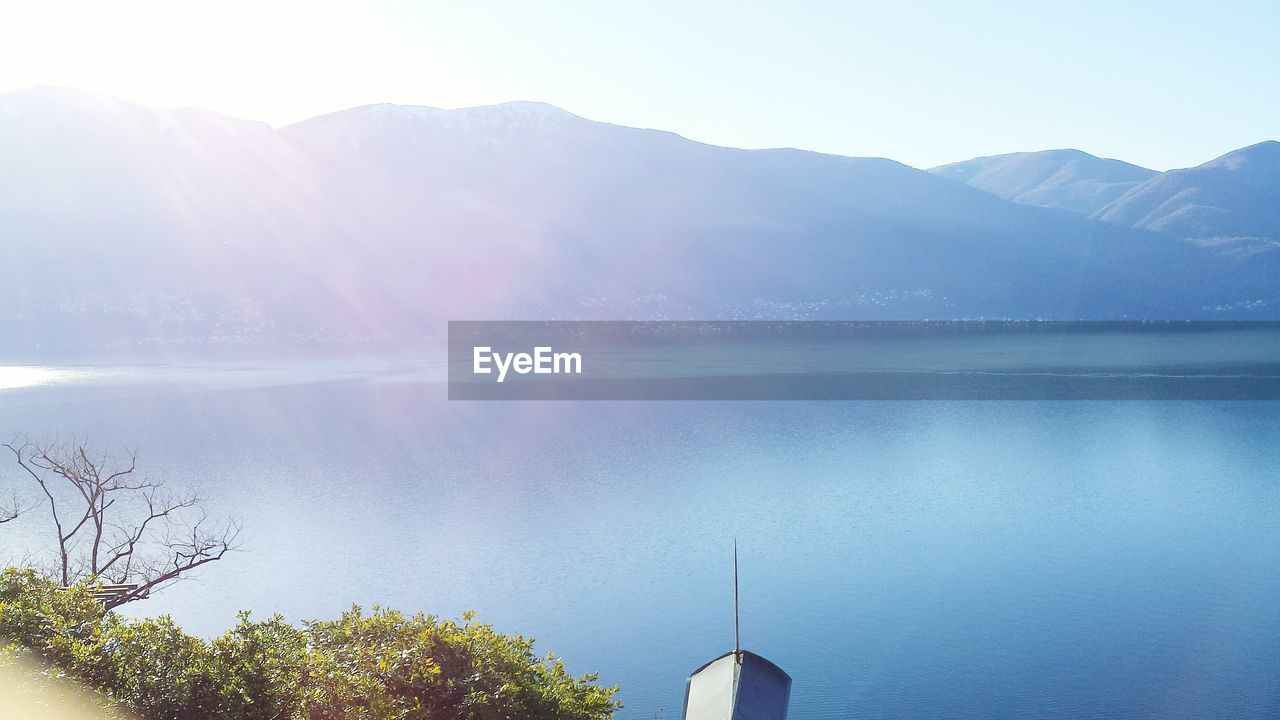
[0,568,619,720]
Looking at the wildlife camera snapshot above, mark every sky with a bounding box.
[0,0,1276,170]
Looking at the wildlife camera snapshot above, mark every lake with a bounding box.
[1,352,1278,718]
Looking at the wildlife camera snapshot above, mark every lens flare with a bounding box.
[0,653,120,719]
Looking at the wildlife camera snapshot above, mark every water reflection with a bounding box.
[0,366,93,391]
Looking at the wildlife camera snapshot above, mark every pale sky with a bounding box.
[1,0,1276,170]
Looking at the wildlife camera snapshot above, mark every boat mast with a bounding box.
[734,539,741,658]
[683,543,791,720]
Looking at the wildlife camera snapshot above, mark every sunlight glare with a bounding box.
[0,366,79,391]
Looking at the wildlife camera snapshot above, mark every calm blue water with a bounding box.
[1,358,1279,718]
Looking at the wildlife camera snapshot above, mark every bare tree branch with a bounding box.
[4,436,241,606]
[0,490,25,524]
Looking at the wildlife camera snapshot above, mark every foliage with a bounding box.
[0,568,107,673]
[0,567,619,720]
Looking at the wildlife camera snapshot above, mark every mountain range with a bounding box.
[930,143,1280,252]
[929,149,1157,216]
[1,86,1278,352]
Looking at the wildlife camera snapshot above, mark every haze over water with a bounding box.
[1,348,1278,719]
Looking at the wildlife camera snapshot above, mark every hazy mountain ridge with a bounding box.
[934,143,1280,251]
[1,87,1278,352]
[1096,141,1280,244]
[929,149,1156,215]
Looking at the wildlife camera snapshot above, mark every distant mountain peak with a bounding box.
[1097,139,1280,240]
[282,100,589,150]
[298,99,578,125]
[1202,140,1280,170]
[0,84,270,134]
[930,148,1155,215]
[486,100,570,115]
